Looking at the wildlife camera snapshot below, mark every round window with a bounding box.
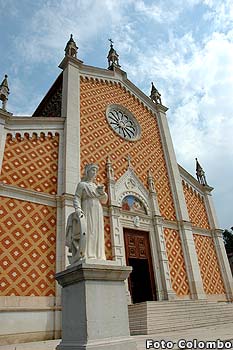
[106,104,141,141]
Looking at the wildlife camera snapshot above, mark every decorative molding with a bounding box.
[0,183,57,207]
[79,70,158,117]
[106,104,141,142]
[4,117,65,134]
[115,167,150,215]
[179,164,211,196]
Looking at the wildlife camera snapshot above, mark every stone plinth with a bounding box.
[56,261,136,350]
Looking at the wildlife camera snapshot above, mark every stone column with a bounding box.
[0,110,11,173]
[56,262,136,350]
[204,187,233,300]
[148,171,176,300]
[155,104,206,300]
[60,57,83,194]
[106,157,125,265]
[54,56,83,338]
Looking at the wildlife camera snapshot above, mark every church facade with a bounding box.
[0,35,232,345]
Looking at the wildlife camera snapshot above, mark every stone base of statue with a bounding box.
[55,260,136,350]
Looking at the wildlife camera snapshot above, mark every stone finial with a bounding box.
[106,155,115,180]
[125,155,132,169]
[0,74,10,110]
[65,34,78,58]
[150,82,162,105]
[196,158,208,186]
[107,39,121,70]
[147,170,155,192]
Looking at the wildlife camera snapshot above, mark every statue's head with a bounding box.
[83,163,99,181]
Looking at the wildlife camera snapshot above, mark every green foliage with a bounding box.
[222,228,233,254]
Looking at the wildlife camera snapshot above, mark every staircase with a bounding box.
[128,300,233,335]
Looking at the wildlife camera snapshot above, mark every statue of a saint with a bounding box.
[66,163,108,264]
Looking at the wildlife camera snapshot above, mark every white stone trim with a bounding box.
[162,220,179,230]
[192,228,212,236]
[0,296,55,308]
[179,164,206,196]
[0,119,7,173]
[111,166,176,300]
[57,131,64,197]
[212,229,233,300]
[0,183,56,207]
[79,65,158,116]
[201,190,233,299]
[62,62,81,194]
[4,116,64,134]
[156,106,206,300]
[115,167,151,216]
[203,189,219,229]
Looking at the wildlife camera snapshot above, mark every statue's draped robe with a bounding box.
[74,181,107,260]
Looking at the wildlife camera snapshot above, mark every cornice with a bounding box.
[3,116,65,134]
[178,163,214,195]
[58,56,84,70]
[79,64,165,116]
[0,183,57,207]
[0,109,12,123]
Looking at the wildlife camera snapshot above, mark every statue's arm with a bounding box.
[100,191,108,204]
[73,182,84,215]
[96,184,108,204]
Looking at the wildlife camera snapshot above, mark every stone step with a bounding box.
[130,311,233,322]
[128,301,233,335]
[130,307,233,317]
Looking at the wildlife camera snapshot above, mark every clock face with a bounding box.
[106,104,141,141]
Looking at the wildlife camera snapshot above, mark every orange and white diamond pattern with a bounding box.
[80,78,176,221]
[193,234,225,295]
[182,182,210,229]
[164,228,190,296]
[0,196,56,296]
[0,133,59,195]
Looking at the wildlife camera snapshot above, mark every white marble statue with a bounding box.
[66,163,108,263]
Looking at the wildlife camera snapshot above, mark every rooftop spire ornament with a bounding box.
[65,34,78,58]
[195,158,208,186]
[107,38,121,70]
[150,82,162,105]
[0,74,10,111]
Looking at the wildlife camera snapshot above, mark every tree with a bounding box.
[222,227,233,254]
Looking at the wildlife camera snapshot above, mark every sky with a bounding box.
[0,0,232,229]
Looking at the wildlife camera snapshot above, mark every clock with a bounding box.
[106,104,141,141]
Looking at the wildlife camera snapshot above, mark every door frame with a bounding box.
[123,228,157,302]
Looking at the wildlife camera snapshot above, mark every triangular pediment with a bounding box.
[115,167,150,215]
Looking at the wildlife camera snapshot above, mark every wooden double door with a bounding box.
[124,229,157,303]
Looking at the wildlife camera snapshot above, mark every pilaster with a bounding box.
[212,229,233,300]
[155,104,206,299]
[204,187,233,300]
[60,57,83,195]
[178,221,206,299]
[152,215,176,300]
[0,110,11,173]
[106,158,125,265]
[148,172,175,300]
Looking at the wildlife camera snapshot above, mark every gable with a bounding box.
[80,76,176,221]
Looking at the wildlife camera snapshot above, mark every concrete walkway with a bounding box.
[1,322,233,350]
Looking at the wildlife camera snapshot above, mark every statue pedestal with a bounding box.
[56,261,136,350]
